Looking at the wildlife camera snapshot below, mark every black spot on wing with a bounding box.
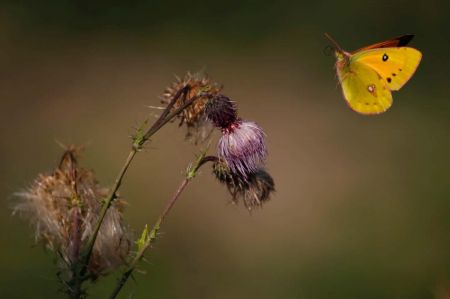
[382,54,389,61]
[387,77,392,83]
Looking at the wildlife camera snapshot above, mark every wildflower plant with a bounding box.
[13,72,275,298]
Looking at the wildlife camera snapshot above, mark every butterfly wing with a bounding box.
[352,34,414,53]
[352,47,422,91]
[338,61,393,115]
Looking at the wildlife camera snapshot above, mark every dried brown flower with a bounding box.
[13,146,130,279]
[213,160,275,210]
[162,72,222,142]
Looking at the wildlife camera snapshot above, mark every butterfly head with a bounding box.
[334,50,350,68]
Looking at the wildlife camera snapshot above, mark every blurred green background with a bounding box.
[1,0,449,298]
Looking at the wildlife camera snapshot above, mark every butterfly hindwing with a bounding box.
[338,61,393,115]
[351,47,422,91]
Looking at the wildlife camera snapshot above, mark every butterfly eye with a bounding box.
[382,54,389,61]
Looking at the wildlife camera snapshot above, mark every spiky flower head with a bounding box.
[218,120,267,179]
[162,72,222,142]
[13,147,130,279]
[205,94,238,129]
[213,160,274,210]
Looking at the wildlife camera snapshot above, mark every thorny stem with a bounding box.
[61,151,85,299]
[108,155,218,299]
[74,85,204,295]
[79,149,137,275]
[69,208,82,264]
[67,157,81,265]
[68,208,83,299]
[142,90,204,142]
[144,86,189,138]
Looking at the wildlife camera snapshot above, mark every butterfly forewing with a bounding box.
[351,35,414,53]
[352,47,422,91]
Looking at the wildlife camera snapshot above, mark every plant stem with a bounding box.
[76,86,202,290]
[108,155,217,299]
[80,148,138,270]
[142,91,202,141]
[108,178,189,299]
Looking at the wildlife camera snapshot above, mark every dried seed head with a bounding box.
[13,147,130,278]
[162,72,222,143]
[205,94,238,129]
[218,120,267,178]
[84,199,130,277]
[213,160,275,210]
[244,169,275,209]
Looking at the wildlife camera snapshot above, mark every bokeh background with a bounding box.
[1,1,449,298]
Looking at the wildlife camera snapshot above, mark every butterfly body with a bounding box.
[326,34,422,115]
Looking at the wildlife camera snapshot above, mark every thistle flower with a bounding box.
[162,72,222,142]
[202,93,272,209]
[213,160,275,210]
[13,147,130,279]
[203,94,267,178]
[217,120,267,179]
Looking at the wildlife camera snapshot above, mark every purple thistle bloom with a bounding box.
[218,120,267,178]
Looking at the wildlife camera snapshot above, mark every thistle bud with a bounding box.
[205,94,238,129]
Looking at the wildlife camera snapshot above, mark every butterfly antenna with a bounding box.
[324,33,344,53]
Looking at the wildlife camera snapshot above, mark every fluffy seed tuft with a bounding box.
[13,147,130,279]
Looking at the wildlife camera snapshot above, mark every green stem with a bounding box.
[108,155,217,299]
[77,86,202,287]
[80,148,137,272]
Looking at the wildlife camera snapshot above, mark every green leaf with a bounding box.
[136,224,149,252]
[132,118,149,150]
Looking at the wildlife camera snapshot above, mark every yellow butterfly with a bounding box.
[325,33,422,115]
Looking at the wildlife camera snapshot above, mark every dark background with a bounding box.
[0,1,449,298]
